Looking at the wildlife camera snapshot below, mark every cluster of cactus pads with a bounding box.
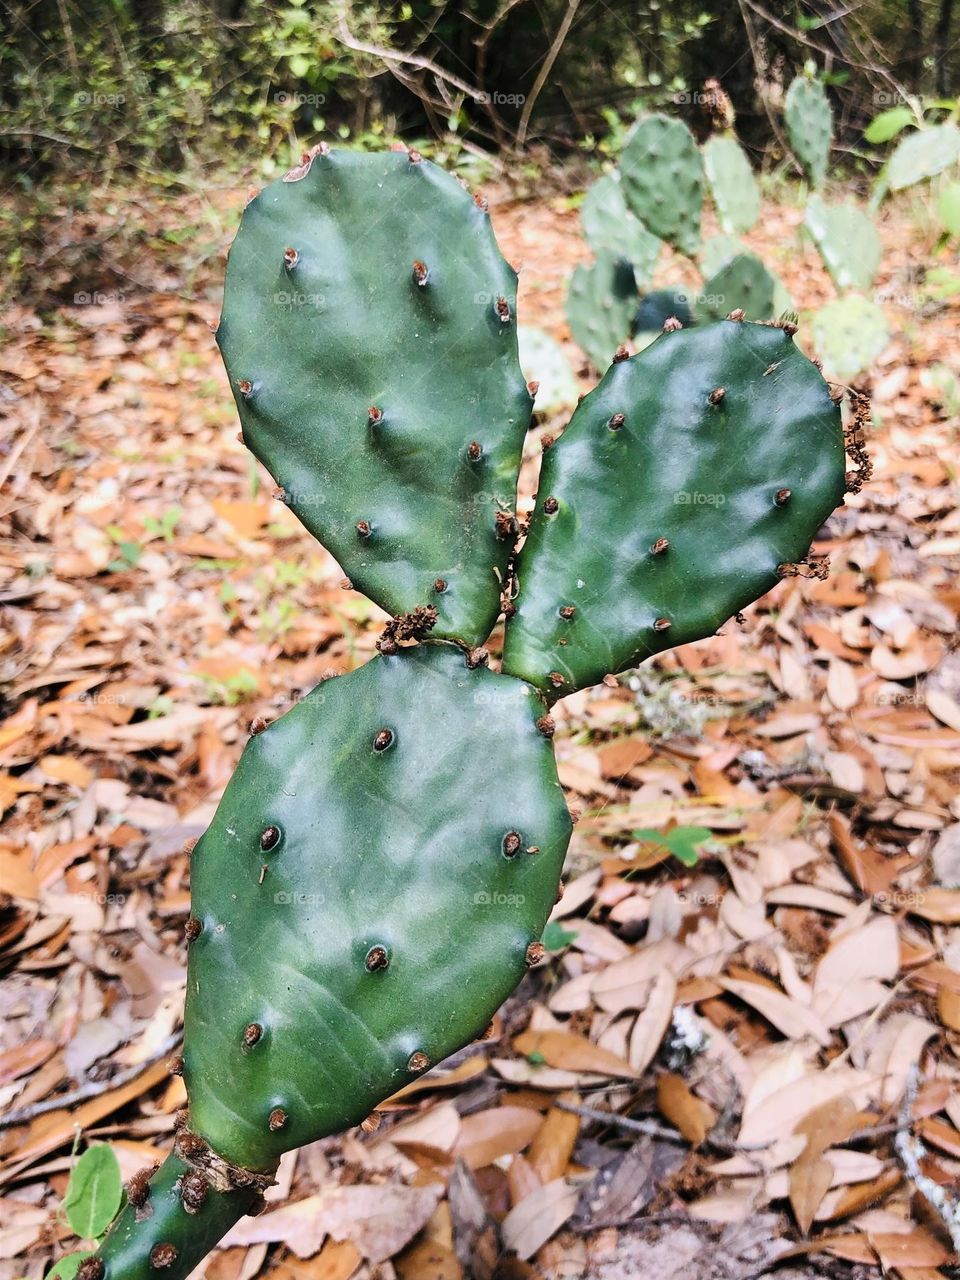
[74,145,862,1280]
[569,70,891,381]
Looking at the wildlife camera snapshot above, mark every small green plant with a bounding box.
[633,825,714,868]
[48,1144,122,1280]
[142,506,183,544]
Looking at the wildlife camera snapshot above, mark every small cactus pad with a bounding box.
[566,251,638,370]
[633,288,696,336]
[784,76,832,187]
[95,1156,258,1280]
[812,295,890,381]
[700,253,776,321]
[502,321,844,698]
[580,175,661,283]
[184,644,570,1169]
[217,149,531,648]
[702,136,761,235]
[620,115,703,257]
[804,195,882,291]
[888,123,960,190]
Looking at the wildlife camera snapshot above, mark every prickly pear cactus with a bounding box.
[93,644,570,1279]
[784,75,833,187]
[700,253,776,322]
[502,320,846,698]
[217,147,531,649]
[702,136,760,235]
[813,295,891,380]
[620,115,703,256]
[580,174,661,283]
[566,251,637,370]
[633,287,696,339]
[804,195,882,291]
[888,123,960,190]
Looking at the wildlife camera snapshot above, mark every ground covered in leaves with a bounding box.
[1,176,959,1280]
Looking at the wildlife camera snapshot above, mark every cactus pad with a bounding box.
[888,123,960,190]
[812,295,890,380]
[566,252,637,370]
[700,253,776,321]
[581,174,661,283]
[217,149,531,648]
[703,136,761,234]
[633,288,696,336]
[183,643,570,1169]
[804,195,882,291]
[784,76,833,186]
[502,321,845,698]
[620,115,703,256]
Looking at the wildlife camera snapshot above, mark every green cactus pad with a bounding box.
[184,643,570,1169]
[620,115,703,257]
[784,76,833,186]
[804,195,882,291]
[888,124,960,190]
[581,175,661,283]
[95,1155,258,1280]
[699,233,747,277]
[700,253,776,321]
[217,149,531,648]
[566,252,637,370]
[812,295,890,380]
[633,288,696,336]
[502,321,844,698]
[703,136,761,234]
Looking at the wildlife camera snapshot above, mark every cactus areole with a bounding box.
[83,147,853,1280]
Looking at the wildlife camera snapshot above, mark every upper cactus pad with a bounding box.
[620,115,703,257]
[217,149,531,648]
[784,76,832,187]
[703,136,761,235]
[580,174,661,282]
[502,321,845,698]
[183,644,571,1170]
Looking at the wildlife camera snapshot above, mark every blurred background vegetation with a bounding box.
[1,0,957,302]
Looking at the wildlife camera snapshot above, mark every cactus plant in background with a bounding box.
[804,195,882,292]
[702,135,761,235]
[619,114,703,256]
[69,146,857,1280]
[784,73,833,187]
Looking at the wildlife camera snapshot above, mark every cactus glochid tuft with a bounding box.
[81,147,852,1280]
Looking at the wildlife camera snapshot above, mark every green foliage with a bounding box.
[812,296,891,381]
[633,825,713,867]
[620,115,703,256]
[542,920,578,951]
[702,136,760,235]
[63,1144,123,1240]
[218,148,530,649]
[888,124,960,190]
[804,195,882,291]
[937,182,960,237]
[502,321,845,698]
[864,106,915,144]
[784,74,833,187]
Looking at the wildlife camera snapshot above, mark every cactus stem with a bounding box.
[608,412,625,430]
[502,831,522,858]
[653,617,672,632]
[259,825,280,852]
[282,247,299,270]
[543,497,559,515]
[412,260,429,287]
[184,917,202,943]
[268,1109,287,1131]
[408,1051,430,1073]
[650,537,669,555]
[708,386,726,405]
[150,1243,178,1269]
[373,728,394,752]
[242,1022,263,1049]
[775,487,792,506]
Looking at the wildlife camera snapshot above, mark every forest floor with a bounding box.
[1,174,959,1280]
